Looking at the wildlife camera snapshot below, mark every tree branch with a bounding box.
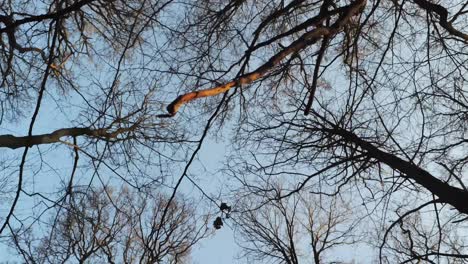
[327,126,468,215]
[414,0,468,41]
[0,0,96,33]
[0,126,135,149]
[161,0,367,117]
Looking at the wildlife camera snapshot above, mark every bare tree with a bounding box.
[9,186,210,263]
[236,188,360,264]
[2,0,468,263]
[0,1,200,259]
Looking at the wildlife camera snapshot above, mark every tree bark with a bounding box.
[0,126,133,149]
[163,0,367,116]
[327,126,468,215]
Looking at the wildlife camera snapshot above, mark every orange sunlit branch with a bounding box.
[164,0,366,117]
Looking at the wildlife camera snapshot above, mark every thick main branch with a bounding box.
[328,126,468,215]
[0,126,134,149]
[163,0,366,117]
[414,0,468,41]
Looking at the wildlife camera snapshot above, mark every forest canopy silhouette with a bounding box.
[1,0,468,263]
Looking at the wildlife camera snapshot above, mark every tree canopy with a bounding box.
[1,0,468,263]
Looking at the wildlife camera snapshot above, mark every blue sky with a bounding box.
[0,84,243,262]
